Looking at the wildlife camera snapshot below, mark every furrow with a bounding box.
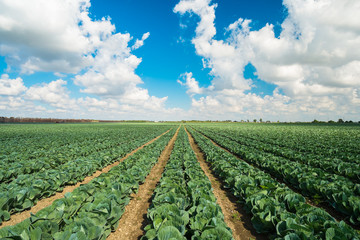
[107,126,180,240]
[185,127,265,240]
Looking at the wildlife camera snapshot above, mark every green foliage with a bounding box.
[0,123,173,222]
[0,126,178,239]
[142,127,233,240]
[187,126,359,239]
[193,124,360,225]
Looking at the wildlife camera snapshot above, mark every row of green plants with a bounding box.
[196,123,359,163]
[142,127,233,240]
[0,124,108,164]
[0,127,177,239]
[0,125,172,224]
[192,126,360,225]
[187,127,359,239]
[0,124,171,185]
[196,126,360,183]
[0,127,85,182]
[1,137,121,185]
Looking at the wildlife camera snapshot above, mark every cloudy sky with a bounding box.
[0,0,359,121]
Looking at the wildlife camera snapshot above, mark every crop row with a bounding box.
[187,127,359,239]
[195,126,360,183]
[0,126,172,224]
[0,127,177,239]
[0,125,171,185]
[0,124,104,164]
[142,127,233,239]
[191,126,360,226]
[200,124,360,162]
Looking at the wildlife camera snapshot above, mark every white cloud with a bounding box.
[0,0,94,73]
[132,32,150,50]
[177,72,204,95]
[73,32,141,96]
[26,79,77,109]
[0,0,177,119]
[73,30,167,111]
[174,0,360,121]
[0,74,27,96]
[174,0,251,92]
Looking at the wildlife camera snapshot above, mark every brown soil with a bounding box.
[191,128,360,230]
[107,126,180,240]
[185,127,266,240]
[0,129,171,229]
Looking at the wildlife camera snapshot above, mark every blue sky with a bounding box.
[0,0,359,121]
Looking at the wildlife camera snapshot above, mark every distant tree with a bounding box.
[312,119,319,123]
[337,119,344,123]
[247,119,249,122]
[253,119,257,123]
[328,120,335,123]
[259,118,263,123]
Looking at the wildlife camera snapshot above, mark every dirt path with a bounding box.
[0,129,171,229]
[185,127,265,240]
[107,126,180,240]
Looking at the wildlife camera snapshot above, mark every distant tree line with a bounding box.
[0,117,98,123]
[312,119,360,124]
[181,119,360,124]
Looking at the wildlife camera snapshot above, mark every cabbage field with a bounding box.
[0,122,359,239]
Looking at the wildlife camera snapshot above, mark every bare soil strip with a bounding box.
[191,127,360,229]
[0,129,171,229]
[107,126,180,240]
[185,127,266,240]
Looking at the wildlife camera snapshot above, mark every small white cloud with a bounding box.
[177,72,204,96]
[132,32,150,50]
[177,36,185,44]
[54,72,67,78]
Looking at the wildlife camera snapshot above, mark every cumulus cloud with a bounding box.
[26,79,77,109]
[0,0,96,73]
[174,0,360,120]
[0,74,27,96]
[174,0,251,92]
[74,32,142,96]
[73,30,167,110]
[240,0,360,97]
[0,0,175,119]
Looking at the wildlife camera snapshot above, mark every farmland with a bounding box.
[0,122,359,239]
